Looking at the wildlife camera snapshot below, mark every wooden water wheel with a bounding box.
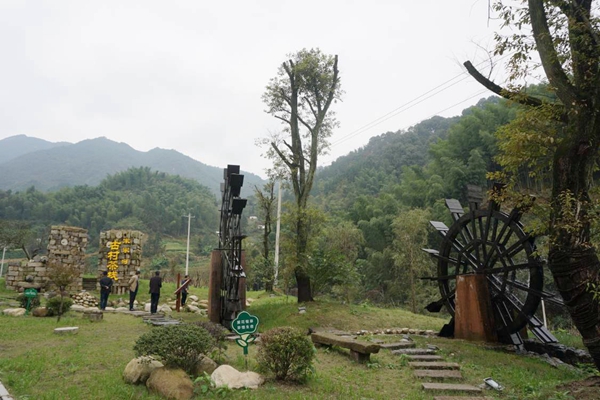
[423,185,561,346]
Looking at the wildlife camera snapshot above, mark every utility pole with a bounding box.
[184,213,195,276]
[0,247,5,278]
[273,181,282,286]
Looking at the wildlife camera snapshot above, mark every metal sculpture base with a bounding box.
[454,274,497,343]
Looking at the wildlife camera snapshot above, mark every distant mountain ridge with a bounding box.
[0,135,263,196]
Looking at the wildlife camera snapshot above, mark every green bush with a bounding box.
[257,327,315,382]
[17,293,41,309]
[46,296,73,316]
[134,324,215,375]
[195,321,229,363]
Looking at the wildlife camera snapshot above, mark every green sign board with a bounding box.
[23,288,38,315]
[232,311,259,355]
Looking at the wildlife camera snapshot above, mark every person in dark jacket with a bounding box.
[149,271,162,314]
[99,271,113,311]
[180,275,191,306]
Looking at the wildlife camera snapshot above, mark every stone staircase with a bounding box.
[387,343,492,400]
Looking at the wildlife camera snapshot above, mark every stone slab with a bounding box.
[54,327,79,335]
[414,369,463,379]
[392,348,436,355]
[434,397,492,400]
[409,362,460,370]
[407,355,444,361]
[422,383,482,392]
[379,342,416,350]
[0,381,10,396]
[311,332,380,354]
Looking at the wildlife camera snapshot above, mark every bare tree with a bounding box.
[260,48,342,302]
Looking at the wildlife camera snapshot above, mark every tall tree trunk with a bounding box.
[548,113,600,369]
[295,210,313,302]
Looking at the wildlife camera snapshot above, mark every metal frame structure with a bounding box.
[423,185,562,347]
[217,165,247,328]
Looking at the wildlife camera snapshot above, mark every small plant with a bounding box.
[16,293,40,309]
[256,326,315,382]
[46,296,73,316]
[194,372,232,398]
[134,324,215,375]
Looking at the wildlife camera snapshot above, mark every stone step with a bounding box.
[422,383,482,393]
[434,397,492,400]
[54,327,79,335]
[379,342,416,350]
[409,362,460,370]
[407,355,444,361]
[414,369,463,379]
[392,348,437,355]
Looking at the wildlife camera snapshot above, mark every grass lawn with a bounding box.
[0,278,594,399]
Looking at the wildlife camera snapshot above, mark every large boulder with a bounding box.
[186,305,201,314]
[146,367,194,400]
[211,365,264,390]
[3,308,26,317]
[32,307,49,317]
[195,355,218,376]
[123,356,164,384]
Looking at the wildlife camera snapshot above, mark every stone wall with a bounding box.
[4,225,88,292]
[46,225,89,292]
[98,230,143,295]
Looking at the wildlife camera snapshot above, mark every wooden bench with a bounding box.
[311,332,380,363]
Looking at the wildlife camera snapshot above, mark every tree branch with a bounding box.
[463,60,566,121]
[528,0,577,106]
[270,142,294,170]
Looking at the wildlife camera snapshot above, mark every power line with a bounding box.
[330,55,511,148]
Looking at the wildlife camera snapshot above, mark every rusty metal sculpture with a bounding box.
[423,184,562,347]
[217,165,247,328]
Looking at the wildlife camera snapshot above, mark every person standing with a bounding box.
[149,271,162,314]
[128,270,141,311]
[99,271,113,311]
[180,275,191,306]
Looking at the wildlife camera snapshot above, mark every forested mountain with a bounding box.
[0,167,220,254]
[0,136,264,195]
[0,134,70,163]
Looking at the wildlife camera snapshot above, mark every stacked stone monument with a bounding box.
[98,230,143,295]
[4,225,88,292]
[46,225,89,292]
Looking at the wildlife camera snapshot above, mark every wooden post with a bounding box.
[454,274,497,342]
[208,250,222,323]
[239,250,247,311]
[176,273,181,312]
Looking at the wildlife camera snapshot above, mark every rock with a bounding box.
[115,307,129,312]
[196,303,208,310]
[146,367,194,400]
[123,356,164,384]
[189,295,199,302]
[159,304,172,314]
[71,304,85,311]
[3,308,26,317]
[186,305,201,313]
[211,365,264,389]
[144,303,151,312]
[32,307,49,317]
[196,355,218,376]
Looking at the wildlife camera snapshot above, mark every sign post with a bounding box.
[24,288,38,315]
[232,311,260,370]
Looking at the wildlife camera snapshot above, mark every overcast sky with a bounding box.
[0,0,507,178]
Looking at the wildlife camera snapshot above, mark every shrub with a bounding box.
[17,293,41,309]
[257,326,315,382]
[46,296,73,316]
[195,321,229,363]
[134,324,215,375]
